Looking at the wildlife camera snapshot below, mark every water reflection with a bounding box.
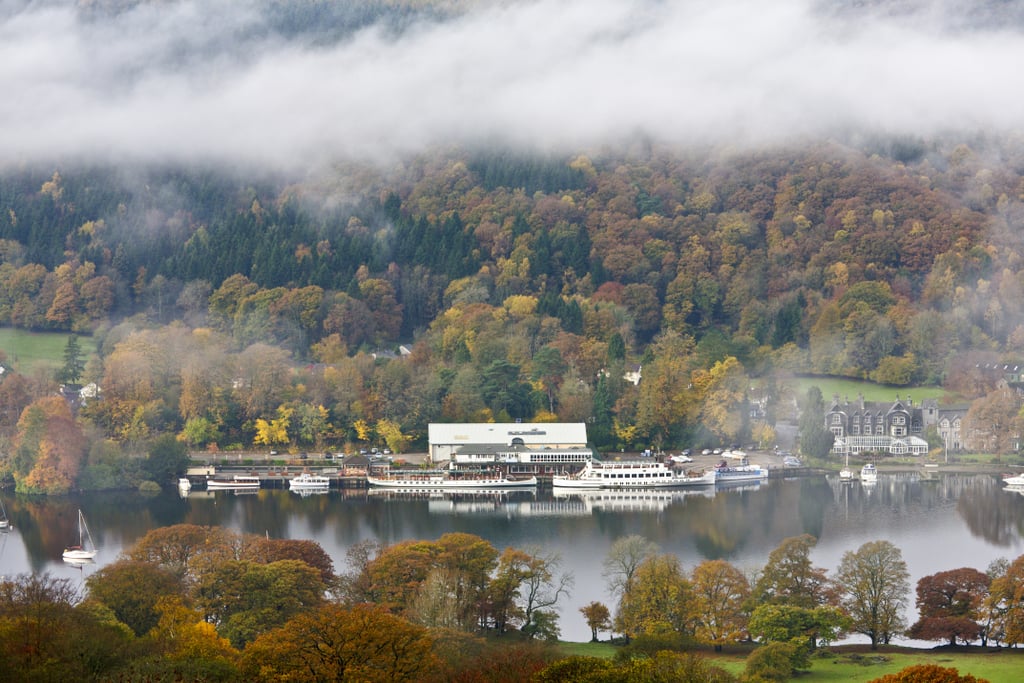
[3,473,1024,642]
[958,475,1024,547]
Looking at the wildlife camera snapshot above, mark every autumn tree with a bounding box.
[689,559,751,651]
[693,356,750,446]
[579,601,612,642]
[988,553,1024,646]
[614,554,693,640]
[253,404,293,450]
[240,603,440,682]
[834,540,910,649]
[907,568,990,646]
[359,532,501,629]
[486,546,572,640]
[743,640,808,682]
[634,331,698,449]
[602,534,659,604]
[240,536,336,584]
[963,387,1019,454]
[11,395,87,494]
[0,572,136,680]
[143,432,189,483]
[127,524,242,587]
[196,559,326,648]
[143,596,239,678]
[748,603,849,651]
[85,559,182,636]
[753,534,832,608]
[406,533,499,631]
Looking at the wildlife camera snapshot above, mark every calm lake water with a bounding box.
[2,472,1023,643]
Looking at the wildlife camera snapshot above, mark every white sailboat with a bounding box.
[0,496,9,531]
[62,509,97,561]
[839,452,854,481]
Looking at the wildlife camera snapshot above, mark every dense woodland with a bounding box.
[4,135,1024,492]
[3,527,1022,681]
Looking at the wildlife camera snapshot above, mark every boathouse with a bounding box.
[427,422,593,474]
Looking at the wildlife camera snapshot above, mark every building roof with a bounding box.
[428,422,588,445]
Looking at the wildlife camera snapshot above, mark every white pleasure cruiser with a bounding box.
[205,474,262,490]
[288,472,332,490]
[367,469,538,490]
[552,459,716,489]
[713,456,769,484]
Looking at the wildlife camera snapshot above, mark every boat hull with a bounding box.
[206,478,261,490]
[367,475,537,490]
[62,548,98,561]
[714,467,769,484]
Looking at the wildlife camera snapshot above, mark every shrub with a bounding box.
[867,663,990,683]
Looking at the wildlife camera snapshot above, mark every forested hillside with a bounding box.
[2,138,1019,365]
[0,136,1022,485]
[3,0,1024,492]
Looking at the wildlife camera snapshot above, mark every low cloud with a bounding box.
[2,0,1024,171]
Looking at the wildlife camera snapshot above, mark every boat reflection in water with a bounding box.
[552,486,716,513]
[364,482,761,517]
[290,487,331,498]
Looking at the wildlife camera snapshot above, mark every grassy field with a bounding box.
[0,328,97,376]
[787,375,957,405]
[558,642,1024,681]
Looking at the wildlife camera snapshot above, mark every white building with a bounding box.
[427,422,590,468]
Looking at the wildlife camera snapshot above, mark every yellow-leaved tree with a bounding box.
[253,405,292,449]
[375,418,409,454]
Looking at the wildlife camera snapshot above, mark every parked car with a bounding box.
[701,449,712,455]
[783,456,802,467]
[670,453,693,464]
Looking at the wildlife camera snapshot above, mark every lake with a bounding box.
[2,471,1023,643]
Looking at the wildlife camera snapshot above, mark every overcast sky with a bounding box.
[2,0,1023,171]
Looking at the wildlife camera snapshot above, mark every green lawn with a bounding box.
[558,642,1024,682]
[0,328,97,376]
[788,376,958,405]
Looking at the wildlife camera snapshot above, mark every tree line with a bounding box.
[2,527,1017,681]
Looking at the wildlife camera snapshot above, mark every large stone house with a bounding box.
[824,394,967,457]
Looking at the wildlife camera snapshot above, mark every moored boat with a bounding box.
[206,474,261,490]
[552,459,716,489]
[178,477,191,492]
[1001,473,1024,487]
[288,472,331,490]
[713,456,769,484]
[839,452,854,481]
[62,509,97,562]
[860,463,878,483]
[367,470,537,490]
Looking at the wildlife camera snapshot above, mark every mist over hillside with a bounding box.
[1,0,1023,171]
